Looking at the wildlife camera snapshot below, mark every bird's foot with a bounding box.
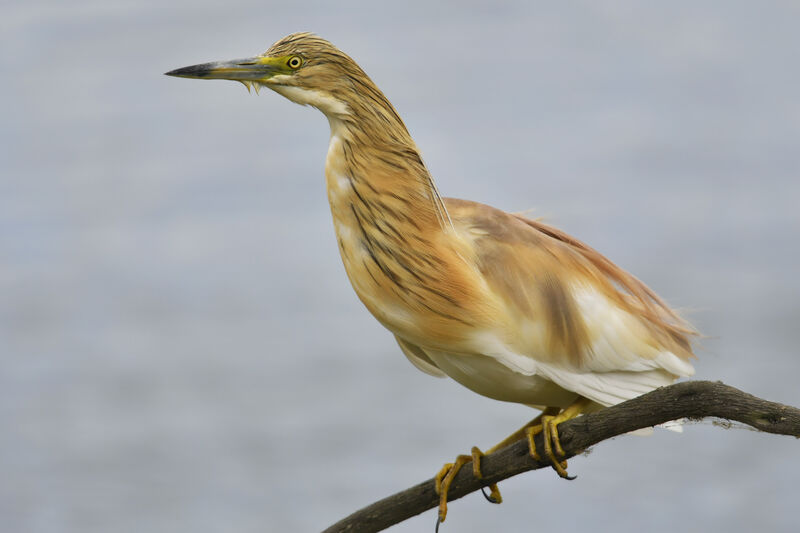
[524,398,592,479]
[526,416,575,479]
[434,446,501,528]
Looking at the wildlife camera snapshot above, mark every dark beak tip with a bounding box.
[164,65,208,78]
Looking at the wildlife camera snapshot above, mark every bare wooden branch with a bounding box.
[322,380,800,533]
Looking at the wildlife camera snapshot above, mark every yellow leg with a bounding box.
[434,408,560,525]
[483,407,559,455]
[526,398,592,479]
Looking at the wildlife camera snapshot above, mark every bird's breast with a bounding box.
[323,137,493,348]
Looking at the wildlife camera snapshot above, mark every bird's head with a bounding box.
[165,32,374,119]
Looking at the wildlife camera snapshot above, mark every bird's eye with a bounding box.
[287,56,303,69]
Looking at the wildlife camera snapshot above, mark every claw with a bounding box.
[470,446,502,504]
[480,485,502,504]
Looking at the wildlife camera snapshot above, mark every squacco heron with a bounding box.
[167,32,697,526]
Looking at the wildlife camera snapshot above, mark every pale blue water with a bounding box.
[2,2,799,532]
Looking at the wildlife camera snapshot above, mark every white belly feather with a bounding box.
[425,349,581,408]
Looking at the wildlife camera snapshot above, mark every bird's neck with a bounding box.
[276,77,450,230]
[323,111,451,235]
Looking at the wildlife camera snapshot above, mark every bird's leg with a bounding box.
[484,408,559,453]
[526,398,592,479]
[433,409,559,525]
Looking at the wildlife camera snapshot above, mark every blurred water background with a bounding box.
[2,1,799,532]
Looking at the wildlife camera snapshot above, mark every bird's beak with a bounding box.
[165,56,284,82]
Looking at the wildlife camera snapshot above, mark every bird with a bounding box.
[166,32,697,526]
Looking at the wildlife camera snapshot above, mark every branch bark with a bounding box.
[322,380,800,533]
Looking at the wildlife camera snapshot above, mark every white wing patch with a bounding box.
[462,285,694,408]
[572,285,695,376]
[534,365,678,407]
[464,335,676,407]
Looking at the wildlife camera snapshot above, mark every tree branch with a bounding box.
[322,380,800,533]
